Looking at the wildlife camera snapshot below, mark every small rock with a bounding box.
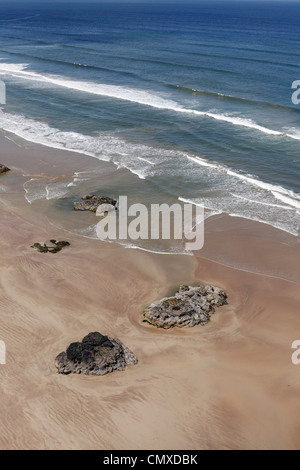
[55,331,138,376]
[31,240,70,254]
[143,284,227,329]
[74,195,117,213]
[0,164,10,174]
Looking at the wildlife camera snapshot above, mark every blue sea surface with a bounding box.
[0,1,300,241]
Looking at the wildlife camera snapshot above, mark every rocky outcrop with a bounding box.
[143,284,227,329]
[0,164,10,174]
[74,195,117,213]
[31,240,70,253]
[55,331,138,375]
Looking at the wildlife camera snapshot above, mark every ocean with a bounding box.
[0,1,300,252]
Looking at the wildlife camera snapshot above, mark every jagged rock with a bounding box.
[0,164,10,174]
[74,195,117,213]
[55,331,138,376]
[31,240,70,254]
[143,284,227,329]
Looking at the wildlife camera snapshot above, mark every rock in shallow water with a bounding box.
[31,240,70,254]
[55,332,138,375]
[143,285,227,329]
[0,164,10,174]
[74,195,117,213]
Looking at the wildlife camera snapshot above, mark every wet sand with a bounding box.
[0,132,300,449]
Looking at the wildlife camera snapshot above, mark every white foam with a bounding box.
[186,156,300,209]
[0,62,179,109]
[126,168,146,180]
[23,178,47,204]
[231,193,297,210]
[226,169,300,199]
[137,156,155,165]
[185,155,218,168]
[179,192,300,236]
[271,191,300,209]
[178,107,282,136]
[286,128,300,141]
[0,62,292,139]
[122,242,192,256]
[178,197,223,219]
[67,171,89,187]
[45,182,69,200]
[179,196,203,207]
[1,110,299,237]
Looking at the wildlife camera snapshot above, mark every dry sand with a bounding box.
[0,132,300,450]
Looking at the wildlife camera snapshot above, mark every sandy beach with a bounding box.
[0,132,300,450]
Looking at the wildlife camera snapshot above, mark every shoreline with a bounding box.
[1,128,299,239]
[0,131,300,449]
[0,129,299,276]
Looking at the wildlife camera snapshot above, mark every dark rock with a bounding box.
[55,332,138,376]
[82,350,93,364]
[31,243,49,253]
[31,240,70,254]
[82,331,114,348]
[143,284,227,329]
[0,164,10,174]
[66,342,83,362]
[74,195,117,213]
[48,241,70,253]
